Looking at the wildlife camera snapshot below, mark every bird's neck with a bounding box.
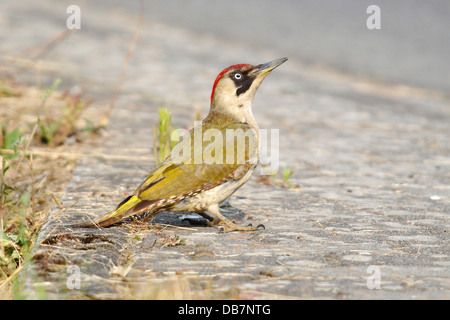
[204,105,260,155]
[206,103,259,131]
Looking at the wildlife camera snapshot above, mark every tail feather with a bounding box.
[73,195,142,228]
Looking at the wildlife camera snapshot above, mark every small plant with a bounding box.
[0,81,21,98]
[257,166,298,189]
[0,125,21,159]
[0,77,98,298]
[281,167,293,186]
[1,156,12,230]
[36,79,93,146]
[0,125,24,239]
[36,79,61,146]
[0,156,29,283]
[37,115,60,146]
[153,108,177,164]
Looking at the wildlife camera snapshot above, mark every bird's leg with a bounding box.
[195,212,219,224]
[181,212,216,226]
[206,204,264,233]
[141,209,163,222]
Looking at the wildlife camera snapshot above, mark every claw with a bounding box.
[215,222,265,233]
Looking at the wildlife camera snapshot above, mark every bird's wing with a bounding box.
[76,122,258,228]
[136,121,258,200]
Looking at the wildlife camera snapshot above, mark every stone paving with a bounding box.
[1,1,448,299]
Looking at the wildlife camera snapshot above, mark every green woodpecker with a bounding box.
[76,57,287,232]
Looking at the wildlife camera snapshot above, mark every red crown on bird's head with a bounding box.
[210,63,251,103]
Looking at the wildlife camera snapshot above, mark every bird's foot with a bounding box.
[217,222,265,233]
[203,205,265,233]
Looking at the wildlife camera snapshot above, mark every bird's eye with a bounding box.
[234,73,243,80]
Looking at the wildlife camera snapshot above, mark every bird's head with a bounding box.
[209,57,287,128]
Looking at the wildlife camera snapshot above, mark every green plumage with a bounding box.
[74,57,286,231]
[80,112,258,227]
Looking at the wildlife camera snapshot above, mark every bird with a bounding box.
[75,57,287,232]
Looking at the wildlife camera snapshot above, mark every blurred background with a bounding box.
[99,0,450,92]
[1,0,449,92]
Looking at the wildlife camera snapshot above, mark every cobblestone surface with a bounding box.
[2,1,448,299]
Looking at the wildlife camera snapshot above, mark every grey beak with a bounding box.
[252,57,288,76]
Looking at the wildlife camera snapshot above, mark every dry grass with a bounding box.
[0,78,103,299]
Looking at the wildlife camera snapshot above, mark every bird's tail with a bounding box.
[73,195,142,228]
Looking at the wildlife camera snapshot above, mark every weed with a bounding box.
[36,80,94,146]
[257,166,298,189]
[0,126,21,160]
[0,81,21,98]
[281,167,294,186]
[153,107,177,164]
[0,78,97,298]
